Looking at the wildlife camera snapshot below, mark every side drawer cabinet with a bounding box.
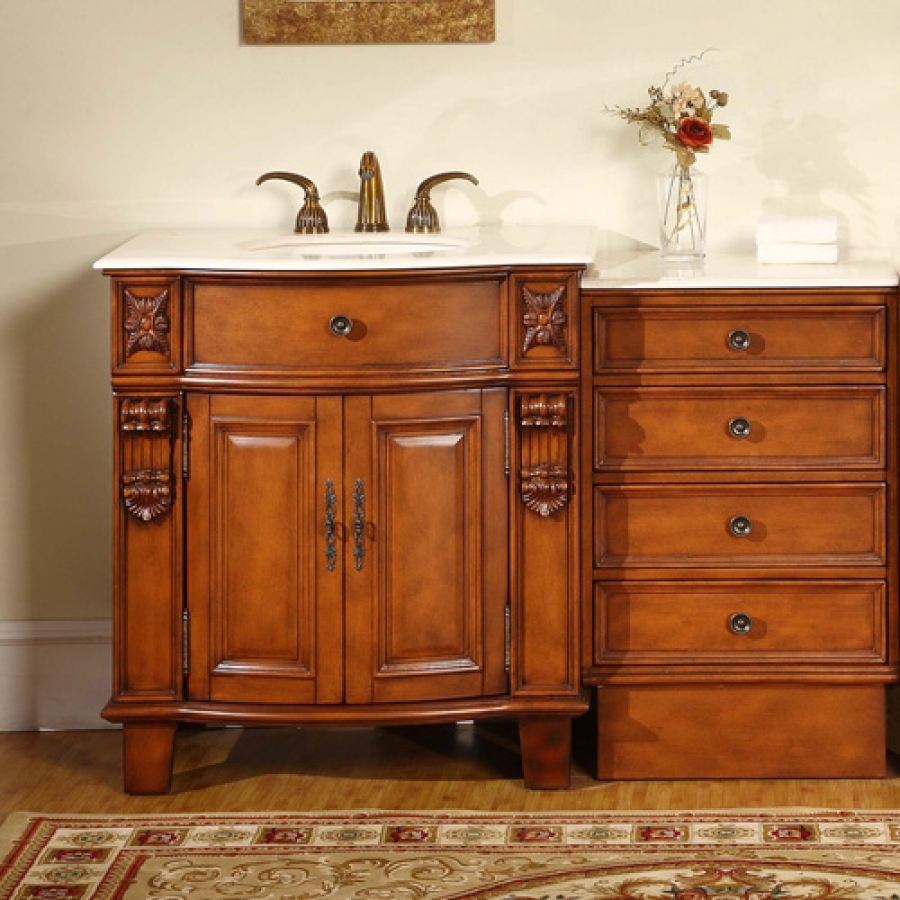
[583,285,897,780]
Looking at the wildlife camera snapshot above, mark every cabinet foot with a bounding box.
[122,722,176,794]
[518,717,572,790]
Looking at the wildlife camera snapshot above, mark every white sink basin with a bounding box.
[240,235,471,257]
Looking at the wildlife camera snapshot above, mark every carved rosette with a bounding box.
[522,285,567,355]
[518,393,572,517]
[123,288,171,358]
[119,397,175,522]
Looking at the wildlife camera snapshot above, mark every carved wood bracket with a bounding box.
[119,398,172,433]
[522,285,567,355]
[123,288,171,359]
[119,398,175,522]
[122,470,173,522]
[518,393,572,517]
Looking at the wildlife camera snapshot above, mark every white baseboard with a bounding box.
[0,619,115,731]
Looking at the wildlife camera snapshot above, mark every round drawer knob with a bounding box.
[728,417,752,439]
[329,314,354,337]
[728,515,753,537]
[729,612,753,635]
[727,329,752,352]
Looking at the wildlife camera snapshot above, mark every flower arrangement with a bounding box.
[606,58,732,258]
[609,60,731,170]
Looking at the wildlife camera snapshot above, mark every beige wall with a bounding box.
[1,0,899,621]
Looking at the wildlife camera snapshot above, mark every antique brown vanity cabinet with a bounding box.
[582,275,899,779]
[99,240,587,793]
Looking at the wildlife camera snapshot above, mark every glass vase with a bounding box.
[656,165,707,260]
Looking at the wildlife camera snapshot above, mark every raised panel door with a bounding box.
[343,390,509,704]
[185,394,344,705]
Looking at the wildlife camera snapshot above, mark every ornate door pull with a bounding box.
[353,478,366,571]
[324,479,338,571]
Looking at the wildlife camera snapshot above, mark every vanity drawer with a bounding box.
[594,386,885,471]
[186,277,506,372]
[593,483,886,568]
[593,304,886,373]
[593,580,887,664]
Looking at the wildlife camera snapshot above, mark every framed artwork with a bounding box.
[242,0,495,44]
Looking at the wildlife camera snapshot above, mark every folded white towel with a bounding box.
[756,216,838,245]
[757,243,839,265]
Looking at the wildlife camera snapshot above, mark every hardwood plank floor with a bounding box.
[3,723,900,817]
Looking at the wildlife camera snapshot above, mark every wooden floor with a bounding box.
[3,722,900,817]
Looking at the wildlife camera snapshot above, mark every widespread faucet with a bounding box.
[256,151,478,235]
[355,150,389,233]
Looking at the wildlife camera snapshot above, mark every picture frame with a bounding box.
[242,0,495,45]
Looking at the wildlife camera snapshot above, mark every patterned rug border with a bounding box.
[7,807,900,851]
[6,810,900,900]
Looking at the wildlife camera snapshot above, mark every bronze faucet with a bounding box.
[356,151,389,232]
[255,171,329,234]
[406,172,479,233]
[257,153,478,235]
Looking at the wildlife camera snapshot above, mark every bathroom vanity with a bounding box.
[96,227,591,793]
[97,231,900,789]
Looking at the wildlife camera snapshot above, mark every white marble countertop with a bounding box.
[584,249,898,289]
[93,225,597,272]
[94,227,898,289]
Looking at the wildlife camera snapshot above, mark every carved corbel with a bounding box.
[122,471,172,522]
[522,285,567,355]
[119,398,175,522]
[119,398,172,433]
[518,393,572,517]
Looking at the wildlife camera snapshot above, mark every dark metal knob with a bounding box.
[729,515,753,537]
[727,329,751,351]
[728,417,752,439]
[729,612,753,635]
[329,314,354,337]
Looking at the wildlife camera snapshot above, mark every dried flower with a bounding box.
[676,116,713,148]
[669,81,705,115]
[607,59,732,169]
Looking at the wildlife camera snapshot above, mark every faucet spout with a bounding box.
[355,151,389,232]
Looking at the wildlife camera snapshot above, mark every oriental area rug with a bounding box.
[4,810,900,899]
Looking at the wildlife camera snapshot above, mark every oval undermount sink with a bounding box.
[240,235,471,257]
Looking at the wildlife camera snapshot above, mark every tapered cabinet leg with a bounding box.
[122,722,177,794]
[518,717,572,790]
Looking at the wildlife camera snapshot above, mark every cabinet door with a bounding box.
[185,394,344,705]
[343,390,509,704]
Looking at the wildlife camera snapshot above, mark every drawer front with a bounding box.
[594,387,885,471]
[594,581,887,664]
[593,305,885,373]
[187,278,506,371]
[594,484,886,568]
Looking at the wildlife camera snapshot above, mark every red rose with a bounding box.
[676,116,713,148]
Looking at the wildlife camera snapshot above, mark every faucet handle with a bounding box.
[405,172,479,233]
[256,171,329,234]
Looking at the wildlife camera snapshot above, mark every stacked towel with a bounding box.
[756,216,839,264]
